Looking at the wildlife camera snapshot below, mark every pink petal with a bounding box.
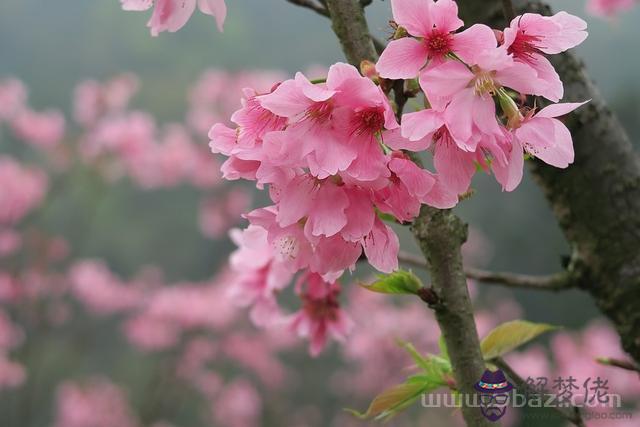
[121,0,153,11]
[536,101,589,119]
[341,188,376,242]
[430,0,464,32]
[148,0,197,36]
[492,137,524,192]
[443,88,475,145]
[514,117,555,158]
[383,127,432,151]
[390,0,433,37]
[198,0,227,31]
[376,38,429,80]
[543,12,588,54]
[326,62,363,90]
[451,24,498,65]
[419,60,474,105]
[310,236,362,276]
[296,72,335,102]
[363,218,399,273]
[276,176,315,227]
[306,182,349,237]
[433,141,476,195]
[258,79,311,118]
[495,61,541,96]
[526,55,563,102]
[388,157,436,198]
[208,123,236,155]
[423,175,459,208]
[401,109,444,142]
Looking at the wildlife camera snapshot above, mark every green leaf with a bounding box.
[481,320,559,360]
[438,335,449,360]
[398,340,452,389]
[360,270,423,295]
[397,340,431,371]
[346,341,455,421]
[345,382,431,421]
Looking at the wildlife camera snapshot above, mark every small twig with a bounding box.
[501,0,516,22]
[285,0,330,17]
[493,358,586,427]
[398,251,574,291]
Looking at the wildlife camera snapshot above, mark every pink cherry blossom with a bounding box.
[0,78,27,121]
[121,0,227,35]
[289,272,353,356]
[52,377,140,427]
[227,225,293,327]
[376,0,497,79]
[587,0,636,18]
[212,64,459,277]
[11,108,66,149]
[501,12,588,101]
[211,378,262,427]
[493,101,588,191]
[69,260,142,315]
[73,74,139,126]
[0,157,48,225]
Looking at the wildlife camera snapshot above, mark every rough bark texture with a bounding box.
[324,1,491,425]
[324,0,377,65]
[411,208,491,427]
[457,0,640,362]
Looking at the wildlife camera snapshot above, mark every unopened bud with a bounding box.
[497,88,523,129]
[360,60,379,83]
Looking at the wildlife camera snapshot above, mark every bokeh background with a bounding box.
[1,0,639,426]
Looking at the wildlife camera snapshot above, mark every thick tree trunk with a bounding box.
[457,0,640,362]
[324,1,491,425]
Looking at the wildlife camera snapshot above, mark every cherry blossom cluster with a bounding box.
[377,0,589,192]
[0,79,65,150]
[209,0,590,354]
[210,62,457,275]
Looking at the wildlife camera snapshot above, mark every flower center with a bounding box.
[242,97,287,140]
[274,235,299,260]
[508,30,544,62]
[351,107,385,137]
[303,291,340,321]
[425,31,453,58]
[305,101,333,123]
[472,69,499,98]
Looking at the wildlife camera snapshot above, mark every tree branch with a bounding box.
[324,0,377,65]
[493,358,586,427]
[285,0,329,17]
[398,251,574,291]
[323,1,490,425]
